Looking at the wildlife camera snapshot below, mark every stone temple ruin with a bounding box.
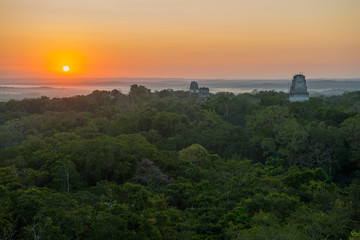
[288,74,309,102]
[189,81,210,98]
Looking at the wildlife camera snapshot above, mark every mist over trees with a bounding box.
[0,86,360,239]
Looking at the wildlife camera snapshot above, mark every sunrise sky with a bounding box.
[1,0,359,81]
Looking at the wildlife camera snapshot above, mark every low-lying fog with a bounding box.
[1,78,360,101]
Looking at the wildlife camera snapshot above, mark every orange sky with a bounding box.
[1,0,359,80]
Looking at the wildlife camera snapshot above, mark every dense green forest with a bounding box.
[1,85,360,239]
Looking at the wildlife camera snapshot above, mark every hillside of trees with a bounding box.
[1,85,360,239]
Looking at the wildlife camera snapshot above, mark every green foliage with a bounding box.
[349,230,360,240]
[219,206,250,228]
[178,144,212,168]
[340,116,360,167]
[0,88,359,239]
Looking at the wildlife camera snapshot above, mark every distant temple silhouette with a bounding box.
[189,81,209,98]
[288,74,309,102]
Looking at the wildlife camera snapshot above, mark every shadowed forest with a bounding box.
[1,85,360,239]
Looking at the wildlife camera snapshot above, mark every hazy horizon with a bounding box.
[1,77,360,101]
[1,76,359,85]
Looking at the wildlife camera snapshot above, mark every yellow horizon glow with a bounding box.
[1,0,359,81]
[46,50,85,75]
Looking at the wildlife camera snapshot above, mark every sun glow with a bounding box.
[46,50,86,76]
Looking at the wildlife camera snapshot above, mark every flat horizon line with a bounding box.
[1,76,359,82]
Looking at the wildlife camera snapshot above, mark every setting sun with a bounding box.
[44,50,86,77]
